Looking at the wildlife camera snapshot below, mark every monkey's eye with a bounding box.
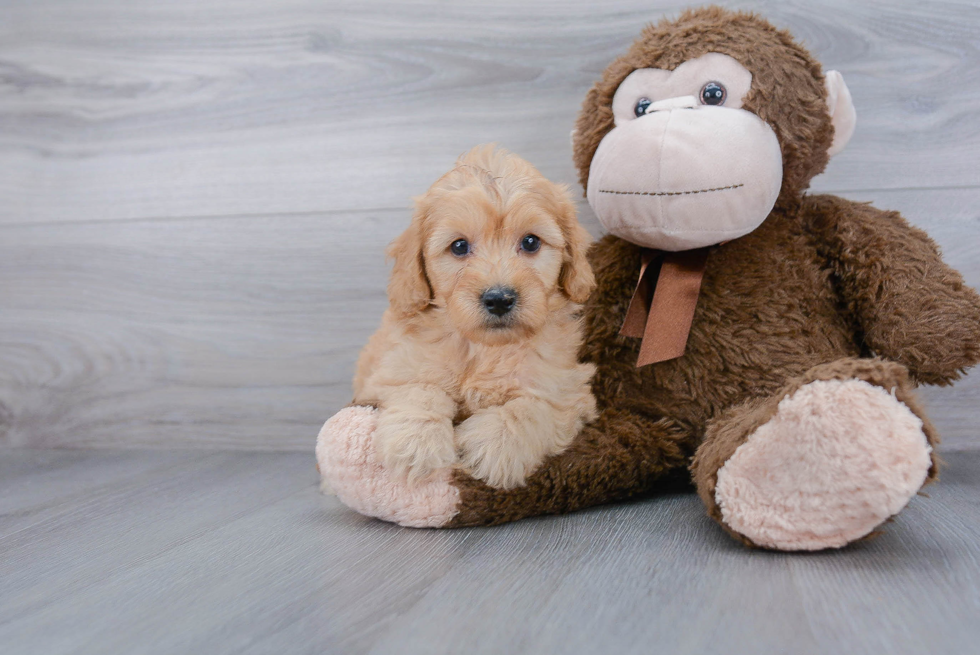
[633,97,652,117]
[520,234,541,253]
[450,239,469,256]
[700,82,726,106]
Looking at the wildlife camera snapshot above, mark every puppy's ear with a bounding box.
[386,208,432,317]
[554,187,596,304]
[560,220,596,303]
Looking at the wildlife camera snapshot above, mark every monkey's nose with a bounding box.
[644,95,698,113]
[481,287,517,317]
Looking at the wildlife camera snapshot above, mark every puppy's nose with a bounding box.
[481,286,517,317]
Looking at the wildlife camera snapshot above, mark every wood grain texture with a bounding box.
[1,448,979,654]
[0,0,978,226]
[0,0,978,449]
[0,449,204,538]
[0,208,398,449]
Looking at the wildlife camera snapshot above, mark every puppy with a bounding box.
[352,144,598,489]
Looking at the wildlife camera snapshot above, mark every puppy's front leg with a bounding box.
[457,395,586,490]
[375,385,457,484]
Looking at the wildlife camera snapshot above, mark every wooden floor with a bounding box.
[1,448,978,655]
[3,0,980,652]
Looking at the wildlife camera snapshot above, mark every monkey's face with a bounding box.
[587,53,783,251]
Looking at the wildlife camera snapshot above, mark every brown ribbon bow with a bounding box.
[619,247,710,367]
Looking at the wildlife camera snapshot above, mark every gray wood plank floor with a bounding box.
[0,448,978,655]
[2,0,980,450]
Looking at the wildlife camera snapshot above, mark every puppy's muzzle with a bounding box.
[481,286,518,317]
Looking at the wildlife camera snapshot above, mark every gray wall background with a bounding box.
[1,0,978,450]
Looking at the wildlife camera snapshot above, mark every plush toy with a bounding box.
[318,7,980,550]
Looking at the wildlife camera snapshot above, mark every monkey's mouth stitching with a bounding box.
[599,183,744,197]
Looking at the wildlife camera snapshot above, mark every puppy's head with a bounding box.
[387,144,595,345]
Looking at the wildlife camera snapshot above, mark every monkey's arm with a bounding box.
[804,194,980,385]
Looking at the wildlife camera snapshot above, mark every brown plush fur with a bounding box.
[445,8,980,534]
[353,145,598,490]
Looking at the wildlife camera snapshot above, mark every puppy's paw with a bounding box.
[456,409,542,490]
[374,408,457,484]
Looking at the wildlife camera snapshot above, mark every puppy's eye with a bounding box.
[634,97,652,117]
[520,234,541,253]
[450,239,469,256]
[700,82,726,106]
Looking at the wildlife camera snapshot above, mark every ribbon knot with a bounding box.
[619,247,710,367]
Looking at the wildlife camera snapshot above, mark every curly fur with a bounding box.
[353,145,598,490]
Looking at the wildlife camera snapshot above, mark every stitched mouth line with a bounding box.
[599,183,744,197]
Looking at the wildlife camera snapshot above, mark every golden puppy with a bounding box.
[352,144,598,489]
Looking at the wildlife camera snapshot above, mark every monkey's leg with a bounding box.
[317,405,693,528]
[691,358,938,551]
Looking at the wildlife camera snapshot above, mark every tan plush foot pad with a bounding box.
[316,406,460,528]
[715,379,932,551]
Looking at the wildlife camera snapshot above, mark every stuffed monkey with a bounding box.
[318,7,980,550]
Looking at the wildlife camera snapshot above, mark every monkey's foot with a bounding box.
[714,379,932,551]
[315,406,460,528]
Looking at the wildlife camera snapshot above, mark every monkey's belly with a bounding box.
[637,222,861,425]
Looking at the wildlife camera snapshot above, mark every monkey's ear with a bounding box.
[824,71,856,157]
[386,210,432,317]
